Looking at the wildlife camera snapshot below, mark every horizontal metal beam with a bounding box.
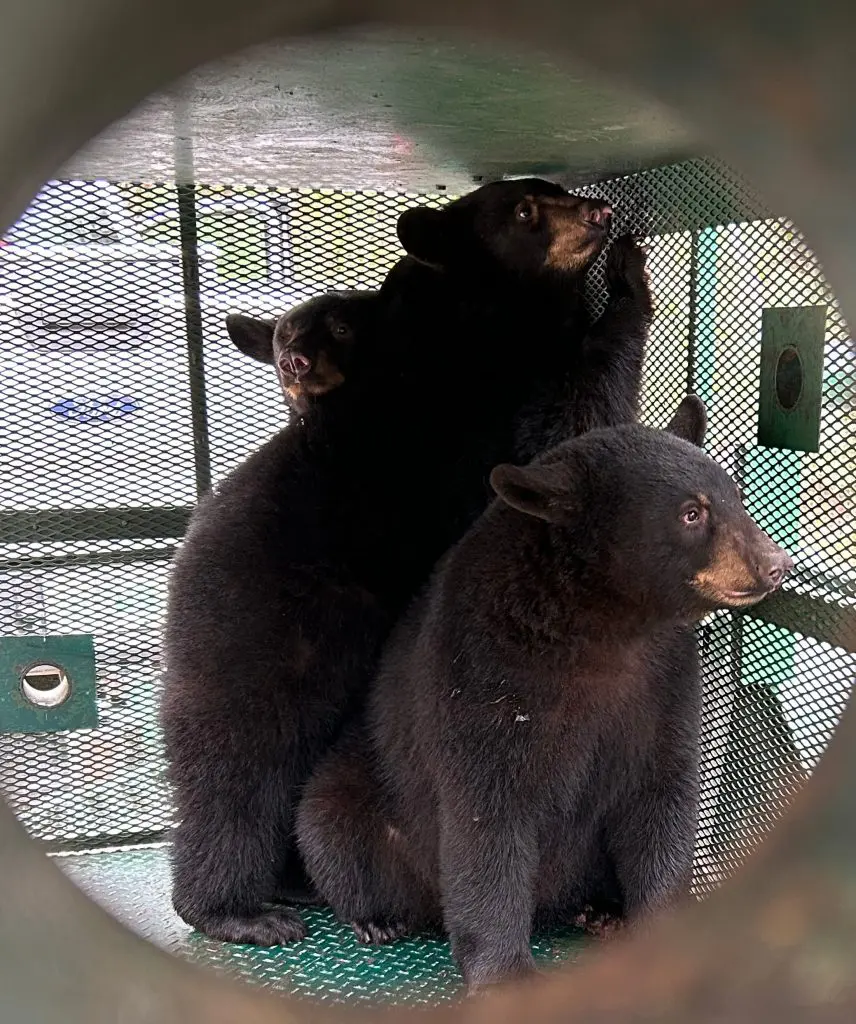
[0,508,193,545]
[0,544,178,571]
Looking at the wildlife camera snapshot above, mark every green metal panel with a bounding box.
[757,305,827,453]
[0,634,98,733]
[59,847,585,1006]
[741,445,801,702]
[743,447,802,553]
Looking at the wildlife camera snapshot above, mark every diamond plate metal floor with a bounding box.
[57,847,585,1005]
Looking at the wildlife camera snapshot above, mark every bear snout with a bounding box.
[285,351,312,380]
[692,520,794,608]
[544,200,612,271]
[753,541,794,592]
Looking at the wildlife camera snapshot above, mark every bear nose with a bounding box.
[286,352,311,379]
[582,202,613,227]
[760,550,794,589]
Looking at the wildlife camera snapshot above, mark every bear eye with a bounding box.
[680,504,707,527]
[515,200,536,223]
[332,322,352,338]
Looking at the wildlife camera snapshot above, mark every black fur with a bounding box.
[162,179,650,947]
[297,399,793,990]
[161,291,399,944]
[512,233,653,462]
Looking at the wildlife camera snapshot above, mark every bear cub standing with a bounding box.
[377,179,626,549]
[297,397,793,991]
[161,290,393,946]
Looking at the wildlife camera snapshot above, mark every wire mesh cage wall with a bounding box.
[0,158,853,1000]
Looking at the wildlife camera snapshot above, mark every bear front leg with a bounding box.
[557,235,647,440]
[608,769,698,925]
[597,232,653,339]
[511,233,654,461]
[608,641,701,923]
[439,799,540,993]
[571,234,654,433]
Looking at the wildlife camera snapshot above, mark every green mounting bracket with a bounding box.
[757,305,827,453]
[0,634,98,734]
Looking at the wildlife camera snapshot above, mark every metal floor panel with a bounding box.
[58,846,585,1005]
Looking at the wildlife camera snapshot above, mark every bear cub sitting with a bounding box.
[297,396,793,991]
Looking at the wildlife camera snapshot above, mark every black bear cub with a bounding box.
[378,179,626,548]
[226,291,370,413]
[161,290,391,946]
[297,397,793,991]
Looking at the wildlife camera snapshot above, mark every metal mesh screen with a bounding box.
[0,161,853,906]
[570,162,856,894]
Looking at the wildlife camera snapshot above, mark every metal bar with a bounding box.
[747,590,856,655]
[0,545,178,571]
[730,442,748,689]
[686,230,699,394]
[44,830,171,856]
[694,225,717,409]
[0,508,193,545]
[176,181,212,498]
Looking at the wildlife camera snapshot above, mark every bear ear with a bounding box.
[226,314,276,364]
[397,207,455,267]
[666,394,707,448]
[489,462,571,522]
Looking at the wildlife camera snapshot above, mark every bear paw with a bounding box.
[605,233,650,300]
[351,918,410,945]
[195,907,308,945]
[573,903,625,940]
[465,958,542,996]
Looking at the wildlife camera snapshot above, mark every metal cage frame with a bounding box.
[1,1,855,1022]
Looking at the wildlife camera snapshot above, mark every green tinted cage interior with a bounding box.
[0,143,854,1004]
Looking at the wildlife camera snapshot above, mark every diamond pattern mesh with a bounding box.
[0,162,853,914]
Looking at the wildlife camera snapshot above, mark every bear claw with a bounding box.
[351,919,409,945]
[573,904,625,940]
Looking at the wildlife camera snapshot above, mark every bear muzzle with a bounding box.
[692,523,794,608]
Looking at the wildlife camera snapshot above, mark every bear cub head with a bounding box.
[490,396,793,621]
[396,178,613,281]
[226,291,380,414]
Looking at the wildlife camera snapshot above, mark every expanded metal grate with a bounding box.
[0,161,853,928]
[569,162,856,895]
